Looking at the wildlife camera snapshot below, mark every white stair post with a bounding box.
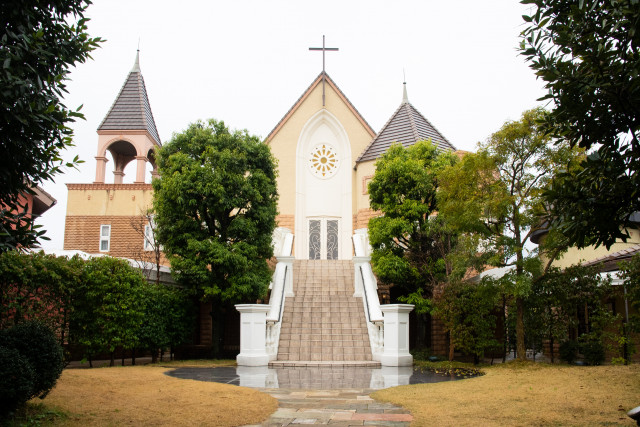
[236,304,270,366]
[380,304,414,366]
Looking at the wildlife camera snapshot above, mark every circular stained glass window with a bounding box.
[309,144,339,178]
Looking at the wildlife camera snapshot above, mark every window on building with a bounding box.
[99,225,111,252]
[144,223,154,251]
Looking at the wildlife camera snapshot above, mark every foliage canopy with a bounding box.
[438,108,582,360]
[368,140,458,304]
[520,0,640,248]
[153,119,278,304]
[0,0,101,250]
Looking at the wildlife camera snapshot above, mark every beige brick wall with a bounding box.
[354,208,380,230]
[275,214,294,231]
[64,215,169,266]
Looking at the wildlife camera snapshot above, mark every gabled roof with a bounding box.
[356,84,455,163]
[98,52,161,145]
[265,72,376,143]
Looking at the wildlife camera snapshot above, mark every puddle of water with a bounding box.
[165,366,464,390]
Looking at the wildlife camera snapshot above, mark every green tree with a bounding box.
[135,283,194,363]
[438,108,581,361]
[520,0,640,249]
[153,119,278,356]
[367,140,458,347]
[434,280,500,364]
[69,257,145,366]
[0,1,102,250]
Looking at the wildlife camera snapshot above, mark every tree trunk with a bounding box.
[516,297,526,361]
[448,332,454,361]
[110,351,115,367]
[151,348,158,364]
[549,334,555,364]
[502,295,507,363]
[211,306,225,358]
[132,348,136,366]
[415,314,427,349]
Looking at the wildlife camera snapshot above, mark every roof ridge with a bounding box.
[355,102,405,162]
[265,72,375,143]
[408,103,455,150]
[406,103,421,143]
[97,54,161,145]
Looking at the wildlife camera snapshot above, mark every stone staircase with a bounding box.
[273,260,378,366]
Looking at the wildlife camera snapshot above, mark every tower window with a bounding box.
[99,225,111,252]
[144,224,154,251]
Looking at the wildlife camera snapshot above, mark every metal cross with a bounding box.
[309,35,339,106]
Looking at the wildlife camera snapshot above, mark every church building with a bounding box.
[63,47,458,358]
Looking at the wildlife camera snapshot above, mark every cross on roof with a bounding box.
[309,35,339,106]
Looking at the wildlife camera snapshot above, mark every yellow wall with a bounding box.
[541,228,640,269]
[354,160,376,213]
[65,184,154,217]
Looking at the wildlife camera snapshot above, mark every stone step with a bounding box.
[276,259,373,364]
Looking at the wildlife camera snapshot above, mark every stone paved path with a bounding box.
[243,388,412,426]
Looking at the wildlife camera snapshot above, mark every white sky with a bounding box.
[37,0,545,249]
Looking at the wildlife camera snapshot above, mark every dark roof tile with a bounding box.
[356,98,455,162]
[98,68,161,145]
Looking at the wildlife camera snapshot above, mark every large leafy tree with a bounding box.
[153,119,278,355]
[0,0,101,251]
[438,108,581,360]
[520,0,640,249]
[367,140,457,346]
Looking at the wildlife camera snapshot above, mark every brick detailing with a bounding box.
[277,260,373,362]
[275,214,294,231]
[64,215,169,266]
[354,208,380,230]
[66,183,153,190]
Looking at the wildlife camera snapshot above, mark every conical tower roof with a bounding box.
[98,51,161,145]
[356,83,454,162]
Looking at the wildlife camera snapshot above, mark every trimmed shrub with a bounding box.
[0,321,64,399]
[559,340,578,364]
[581,340,605,366]
[0,346,35,416]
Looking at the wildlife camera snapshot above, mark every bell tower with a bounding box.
[63,51,165,264]
[94,50,161,184]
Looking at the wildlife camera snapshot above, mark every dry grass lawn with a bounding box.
[372,362,640,426]
[39,366,277,426]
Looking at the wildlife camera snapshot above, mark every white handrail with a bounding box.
[265,228,294,360]
[353,232,384,360]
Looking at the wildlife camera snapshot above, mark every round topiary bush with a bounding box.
[0,321,64,399]
[559,340,579,364]
[0,345,35,417]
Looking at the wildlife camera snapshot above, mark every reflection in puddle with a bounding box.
[165,366,463,390]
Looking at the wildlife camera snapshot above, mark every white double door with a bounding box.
[308,218,339,260]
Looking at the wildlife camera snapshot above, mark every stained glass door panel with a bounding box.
[308,220,322,259]
[326,220,339,260]
[308,218,339,260]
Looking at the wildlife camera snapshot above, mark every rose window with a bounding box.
[309,144,339,178]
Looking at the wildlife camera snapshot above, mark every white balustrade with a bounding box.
[353,232,414,367]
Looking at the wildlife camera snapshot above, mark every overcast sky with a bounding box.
[37,0,545,249]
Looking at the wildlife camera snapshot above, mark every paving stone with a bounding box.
[351,414,413,422]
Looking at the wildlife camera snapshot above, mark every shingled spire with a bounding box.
[98,50,161,145]
[356,82,455,163]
